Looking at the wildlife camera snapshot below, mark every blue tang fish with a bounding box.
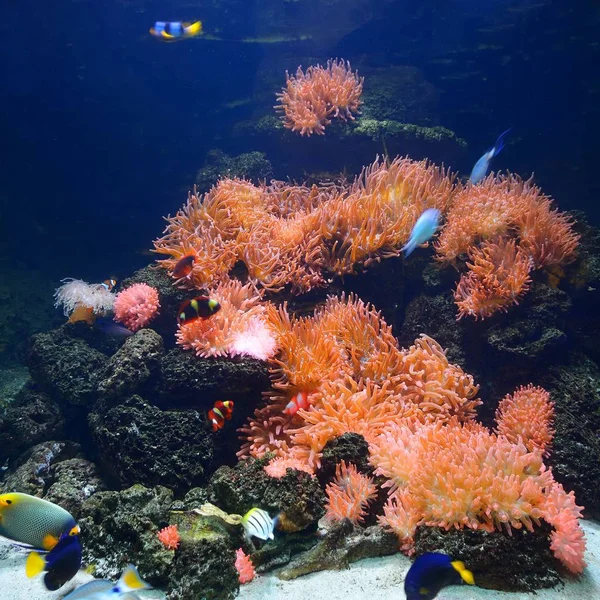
[26,533,82,590]
[470,128,512,184]
[149,21,203,41]
[402,208,441,258]
[62,564,151,599]
[404,552,474,600]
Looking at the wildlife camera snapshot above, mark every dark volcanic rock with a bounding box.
[278,521,398,580]
[78,484,174,584]
[89,395,216,495]
[208,456,325,533]
[0,387,64,462]
[483,282,571,361]
[0,441,80,496]
[44,458,107,519]
[318,433,372,486]
[413,524,561,592]
[28,326,109,406]
[157,348,270,408]
[98,329,164,402]
[167,536,238,600]
[539,354,600,519]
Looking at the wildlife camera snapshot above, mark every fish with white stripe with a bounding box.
[241,508,278,541]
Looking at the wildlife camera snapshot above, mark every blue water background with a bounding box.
[1,0,598,281]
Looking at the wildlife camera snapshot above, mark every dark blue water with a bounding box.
[1,0,598,281]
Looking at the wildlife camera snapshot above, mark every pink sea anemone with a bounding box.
[114,283,160,332]
[235,548,255,583]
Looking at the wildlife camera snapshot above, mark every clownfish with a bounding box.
[172,254,195,279]
[207,400,234,432]
[178,296,221,325]
[404,552,474,600]
[283,391,309,416]
[101,278,118,292]
[150,21,203,42]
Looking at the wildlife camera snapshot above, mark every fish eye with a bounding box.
[5,499,12,504]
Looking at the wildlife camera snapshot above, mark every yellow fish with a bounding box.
[0,493,79,550]
[149,21,203,41]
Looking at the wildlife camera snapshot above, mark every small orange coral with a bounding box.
[113,283,160,332]
[276,59,363,136]
[235,548,256,583]
[157,524,180,550]
[325,461,378,524]
[454,238,532,320]
[495,384,555,455]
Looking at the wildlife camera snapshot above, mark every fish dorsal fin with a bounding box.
[119,565,151,591]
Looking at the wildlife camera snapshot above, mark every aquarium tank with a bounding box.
[1,1,599,599]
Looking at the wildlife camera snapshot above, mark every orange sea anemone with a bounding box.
[157,524,180,550]
[235,548,256,583]
[176,279,276,359]
[275,59,363,136]
[325,461,378,525]
[454,238,532,320]
[319,157,455,275]
[495,384,555,455]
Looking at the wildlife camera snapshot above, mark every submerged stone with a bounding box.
[278,521,397,580]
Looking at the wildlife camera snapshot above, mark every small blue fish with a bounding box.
[402,208,441,258]
[470,128,512,184]
[63,564,151,599]
[404,552,474,600]
[95,317,134,338]
[149,21,203,41]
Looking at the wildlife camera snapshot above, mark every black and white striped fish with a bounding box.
[241,508,277,541]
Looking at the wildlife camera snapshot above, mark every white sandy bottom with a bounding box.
[0,520,598,600]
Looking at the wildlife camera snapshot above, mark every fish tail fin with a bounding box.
[492,128,512,156]
[402,240,416,258]
[184,21,203,36]
[451,560,475,585]
[25,551,46,578]
[118,565,151,592]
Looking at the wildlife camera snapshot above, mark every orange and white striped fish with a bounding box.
[283,392,309,416]
[207,400,234,432]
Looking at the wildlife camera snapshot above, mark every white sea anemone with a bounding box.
[53,278,115,316]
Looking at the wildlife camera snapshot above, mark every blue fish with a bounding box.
[26,533,82,591]
[404,552,474,600]
[63,564,151,599]
[402,208,441,258]
[149,21,203,41]
[95,317,134,338]
[470,128,511,184]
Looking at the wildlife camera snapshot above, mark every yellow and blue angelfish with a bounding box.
[404,552,474,600]
[149,21,203,41]
[62,564,151,599]
[0,492,82,590]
